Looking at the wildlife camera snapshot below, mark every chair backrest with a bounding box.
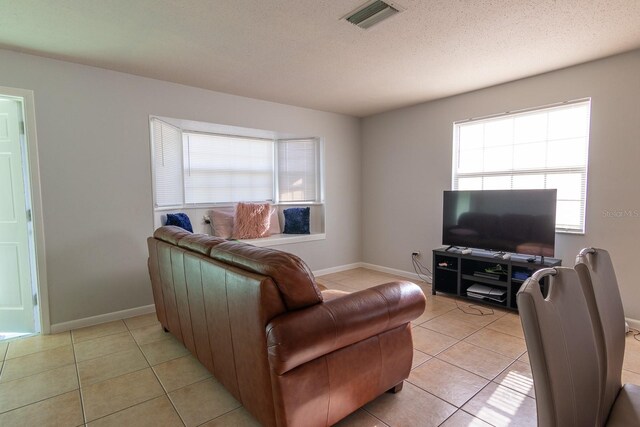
[575,248,626,423]
[517,267,602,427]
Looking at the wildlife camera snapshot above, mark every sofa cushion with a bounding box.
[165,212,193,232]
[210,207,235,239]
[269,206,281,235]
[177,234,226,255]
[283,207,310,234]
[233,202,272,239]
[210,240,322,310]
[154,226,192,245]
[211,205,280,239]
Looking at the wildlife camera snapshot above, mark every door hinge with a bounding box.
[26,209,32,222]
[19,121,25,135]
[33,293,38,306]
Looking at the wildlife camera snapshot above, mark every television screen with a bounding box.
[442,189,557,256]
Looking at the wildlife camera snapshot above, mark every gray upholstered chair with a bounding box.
[518,267,601,426]
[575,248,640,426]
[517,255,640,426]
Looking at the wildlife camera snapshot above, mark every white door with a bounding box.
[0,97,35,333]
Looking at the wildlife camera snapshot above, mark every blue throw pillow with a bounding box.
[165,213,193,232]
[283,207,310,234]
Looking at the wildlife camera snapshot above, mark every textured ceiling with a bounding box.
[1,0,640,117]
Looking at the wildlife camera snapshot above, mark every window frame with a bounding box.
[182,131,276,205]
[150,117,324,209]
[451,98,591,234]
[275,137,323,205]
[150,118,185,209]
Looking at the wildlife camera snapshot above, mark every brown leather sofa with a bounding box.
[147,226,426,427]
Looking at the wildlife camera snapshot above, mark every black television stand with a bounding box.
[432,247,561,311]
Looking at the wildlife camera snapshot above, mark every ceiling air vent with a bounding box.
[344,0,401,29]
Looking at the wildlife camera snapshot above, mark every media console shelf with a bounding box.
[432,247,562,310]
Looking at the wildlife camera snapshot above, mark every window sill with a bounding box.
[239,233,326,247]
[556,229,585,235]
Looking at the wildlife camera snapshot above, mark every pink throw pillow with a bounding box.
[268,206,281,235]
[210,208,235,239]
[232,202,272,239]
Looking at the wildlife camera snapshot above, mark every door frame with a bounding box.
[0,86,50,334]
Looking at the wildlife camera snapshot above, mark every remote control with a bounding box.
[461,248,472,255]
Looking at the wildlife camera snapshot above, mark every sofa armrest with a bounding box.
[266,281,426,375]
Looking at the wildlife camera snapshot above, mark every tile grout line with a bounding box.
[0,355,77,384]
[361,270,529,425]
[0,343,6,380]
[79,326,170,425]
[458,407,500,427]
[407,298,532,417]
[430,343,521,381]
[406,360,519,426]
[0,388,77,416]
[405,371,485,409]
[194,405,243,427]
[436,406,500,427]
[72,329,129,345]
[374,297,496,422]
[71,331,89,425]
[443,337,527,363]
[166,377,222,427]
[134,325,187,427]
[71,332,139,362]
[3,342,69,361]
[412,342,534,407]
[0,333,76,415]
[418,324,524,361]
[416,313,511,341]
[360,407,391,427]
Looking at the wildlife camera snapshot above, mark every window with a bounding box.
[152,119,183,207]
[452,99,591,233]
[183,133,274,204]
[277,138,320,202]
[151,118,322,207]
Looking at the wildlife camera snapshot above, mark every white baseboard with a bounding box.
[313,263,364,276]
[313,261,429,284]
[48,263,423,334]
[48,262,359,333]
[46,259,639,335]
[360,262,430,284]
[50,304,156,334]
[626,317,640,332]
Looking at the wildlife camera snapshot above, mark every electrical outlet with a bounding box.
[412,251,421,258]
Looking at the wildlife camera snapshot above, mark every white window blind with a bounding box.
[453,99,591,233]
[183,132,274,204]
[277,138,319,202]
[152,118,184,207]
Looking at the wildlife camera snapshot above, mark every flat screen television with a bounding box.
[442,189,557,257]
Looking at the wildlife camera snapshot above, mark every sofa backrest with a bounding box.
[153,226,323,311]
[209,241,322,310]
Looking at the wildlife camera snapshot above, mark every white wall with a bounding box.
[362,49,640,319]
[0,49,361,325]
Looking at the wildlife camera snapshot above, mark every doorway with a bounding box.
[0,88,48,337]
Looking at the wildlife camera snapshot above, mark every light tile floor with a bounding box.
[1,267,639,426]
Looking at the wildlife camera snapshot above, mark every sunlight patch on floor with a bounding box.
[0,332,31,341]
[501,371,534,395]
